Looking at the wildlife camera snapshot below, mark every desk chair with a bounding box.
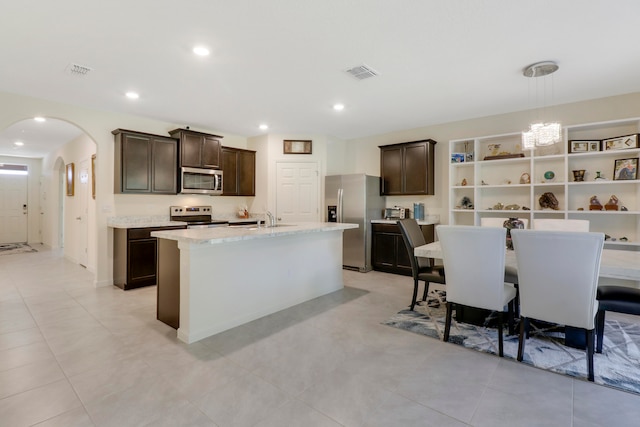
[397,219,445,310]
[436,225,517,357]
[511,229,604,381]
[533,219,589,231]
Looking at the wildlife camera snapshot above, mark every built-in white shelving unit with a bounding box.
[449,118,640,249]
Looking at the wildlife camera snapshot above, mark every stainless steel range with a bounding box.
[169,206,228,228]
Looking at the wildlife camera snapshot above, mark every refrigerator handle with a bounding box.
[337,188,343,223]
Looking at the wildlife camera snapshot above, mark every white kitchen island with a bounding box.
[152,222,357,344]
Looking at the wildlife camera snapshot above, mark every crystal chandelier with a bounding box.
[522,61,561,150]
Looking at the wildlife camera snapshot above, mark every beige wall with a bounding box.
[2,89,640,287]
[346,92,640,222]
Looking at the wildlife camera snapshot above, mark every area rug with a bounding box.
[0,243,37,256]
[383,291,640,395]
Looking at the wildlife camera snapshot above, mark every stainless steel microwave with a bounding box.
[180,167,223,195]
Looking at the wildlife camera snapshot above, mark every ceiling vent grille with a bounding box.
[65,63,92,76]
[345,64,378,80]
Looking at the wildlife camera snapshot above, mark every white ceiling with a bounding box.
[2,0,640,158]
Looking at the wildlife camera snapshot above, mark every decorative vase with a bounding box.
[503,217,524,250]
[573,169,585,182]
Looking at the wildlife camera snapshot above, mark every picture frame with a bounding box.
[613,157,638,181]
[283,140,312,154]
[603,134,639,151]
[588,141,601,152]
[91,154,96,199]
[451,153,465,163]
[66,163,75,196]
[569,140,594,153]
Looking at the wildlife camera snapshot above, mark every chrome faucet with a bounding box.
[265,211,276,227]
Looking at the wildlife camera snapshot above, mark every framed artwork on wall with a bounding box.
[283,140,312,154]
[613,157,638,181]
[66,163,74,196]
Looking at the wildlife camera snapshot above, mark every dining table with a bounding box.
[415,241,640,283]
[415,241,640,348]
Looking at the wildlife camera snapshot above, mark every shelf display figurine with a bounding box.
[539,192,559,210]
[572,169,585,182]
[594,171,606,180]
[605,195,619,211]
[461,178,467,186]
[520,173,531,184]
[589,195,603,211]
[460,196,473,209]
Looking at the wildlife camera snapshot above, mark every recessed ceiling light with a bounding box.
[14,141,24,146]
[333,103,345,111]
[259,124,269,130]
[193,46,210,56]
[34,117,46,122]
[125,92,139,99]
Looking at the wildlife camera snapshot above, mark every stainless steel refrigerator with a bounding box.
[325,174,385,272]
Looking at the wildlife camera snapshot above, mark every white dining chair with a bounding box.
[480,217,529,229]
[511,229,604,381]
[479,217,528,285]
[436,225,517,357]
[532,218,589,231]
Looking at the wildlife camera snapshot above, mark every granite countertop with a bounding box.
[372,215,440,225]
[152,222,358,245]
[107,215,264,229]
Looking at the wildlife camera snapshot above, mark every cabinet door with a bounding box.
[372,231,397,269]
[151,137,178,194]
[181,133,203,168]
[237,150,255,196]
[222,148,239,195]
[404,142,429,194]
[127,238,157,288]
[202,136,221,169]
[122,133,152,192]
[380,146,403,195]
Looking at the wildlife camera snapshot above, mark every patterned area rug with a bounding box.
[0,243,37,256]
[383,291,640,395]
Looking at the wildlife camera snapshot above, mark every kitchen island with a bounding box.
[152,222,358,344]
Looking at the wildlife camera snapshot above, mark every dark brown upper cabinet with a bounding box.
[113,129,178,194]
[221,147,256,196]
[169,128,223,169]
[379,139,436,195]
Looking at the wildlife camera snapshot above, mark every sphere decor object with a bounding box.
[543,170,555,181]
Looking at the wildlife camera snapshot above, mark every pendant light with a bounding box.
[522,61,561,150]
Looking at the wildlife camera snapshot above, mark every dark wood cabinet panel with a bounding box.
[170,128,223,169]
[380,139,436,196]
[113,226,186,290]
[221,146,255,196]
[371,223,435,276]
[113,129,177,194]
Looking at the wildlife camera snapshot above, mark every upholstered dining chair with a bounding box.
[436,225,517,357]
[532,218,589,231]
[479,217,529,286]
[511,229,604,381]
[397,218,445,310]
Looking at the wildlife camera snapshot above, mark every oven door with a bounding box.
[180,167,223,195]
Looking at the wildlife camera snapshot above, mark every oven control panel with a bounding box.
[170,206,212,216]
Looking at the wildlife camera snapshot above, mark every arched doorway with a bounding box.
[0,118,96,271]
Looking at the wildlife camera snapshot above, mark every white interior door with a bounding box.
[0,172,28,244]
[77,159,89,267]
[276,162,319,223]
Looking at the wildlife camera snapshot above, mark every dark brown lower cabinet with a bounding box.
[371,223,435,276]
[113,226,186,290]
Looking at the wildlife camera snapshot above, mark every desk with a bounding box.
[415,242,640,283]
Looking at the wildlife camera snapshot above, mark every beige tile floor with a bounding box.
[2,245,640,426]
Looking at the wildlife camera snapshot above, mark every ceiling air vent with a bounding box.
[65,63,92,76]
[345,64,378,80]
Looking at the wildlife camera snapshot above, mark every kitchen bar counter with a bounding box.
[152,222,358,343]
